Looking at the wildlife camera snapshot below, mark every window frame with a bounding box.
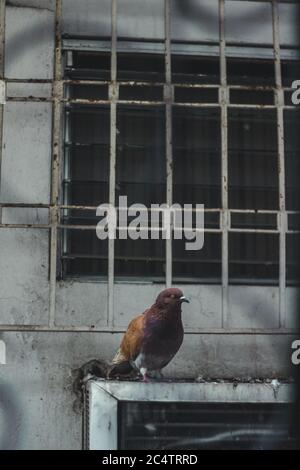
[60,0,300,331]
[84,380,294,450]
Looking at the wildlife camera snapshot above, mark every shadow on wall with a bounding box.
[5,1,274,69]
[172,0,271,32]
[0,380,22,449]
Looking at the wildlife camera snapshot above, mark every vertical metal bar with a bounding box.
[108,0,117,327]
[49,0,63,327]
[272,0,286,328]
[0,0,6,225]
[165,0,172,288]
[0,0,4,75]
[219,0,229,328]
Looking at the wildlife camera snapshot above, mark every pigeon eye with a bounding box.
[170,294,175,298]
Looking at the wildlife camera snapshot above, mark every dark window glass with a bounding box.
[228,109,278,210]
[174,86,218,103]
[61,230,108,277]
[229,233,279,284]
[172,55,219,84]
[68,84,108,101]
[173,233,221,283]
[230,89,274,105]
[62,105,110,277]
[117,53,165,82]
[231,213,277,231]
[116,106,166,207]
[287,234,300,286]
[119,86,163,101]
[227,57,275,86]
[115,238,165,280]
[119,402,295,450]
[284,109,300,211]
[63,49,286,285]
[65,51,111,80]
[173,107,221,208]
[281,60,300,87]
[64,106,110,207]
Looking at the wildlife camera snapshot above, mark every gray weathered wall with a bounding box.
[0,1,299,450]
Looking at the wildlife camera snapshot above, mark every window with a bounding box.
[61,1,300,288]
[85,380,295,450]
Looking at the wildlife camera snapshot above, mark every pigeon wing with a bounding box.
[112,313,145,364]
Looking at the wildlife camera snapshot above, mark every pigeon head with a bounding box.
[155,288,189,308]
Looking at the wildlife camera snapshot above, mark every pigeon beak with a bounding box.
[180,296,189,303]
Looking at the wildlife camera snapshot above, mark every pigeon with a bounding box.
[108,288,189,381]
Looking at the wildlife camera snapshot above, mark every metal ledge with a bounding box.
[88,379,294,404]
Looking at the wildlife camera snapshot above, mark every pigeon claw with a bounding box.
[140,367,150,382]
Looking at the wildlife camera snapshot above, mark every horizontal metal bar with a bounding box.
[0,220,282,231]
[229,209,281,214]
[2,204,297,214]
[1,223,297,234]
[1,205,298,216]
[4,78,293,92]
[0,325,298,335]
[116,99,165,106]
[7,96,297,110]
[229,228,279,234]
[4,78,287,93]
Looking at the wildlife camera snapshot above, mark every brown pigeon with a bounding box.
[108,288,189,381]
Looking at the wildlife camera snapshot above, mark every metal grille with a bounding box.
[0,0,299,334]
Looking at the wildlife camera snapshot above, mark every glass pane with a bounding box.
[284,109,300,211]
[116,105,166,206]
[68,106,110,145]
[174,87,218,103]
[173,233,221,282]
[231,213,277,231]
[173,107,221,208]
[62,230,108,277]
[281,60,300,88]
[229,233,279,284]
[64,106,110,207]
[119,402,294,450]
[68,84,108,100]
[63,105,110,277]
[287,234,300,286]
[230,89,274,105]
[65,51,111,81]
[172,55,219,84]
[115,238,165,280]
[117,53,165,82]
[119,85,163,101]
[227,57,275,86]
[228,109,278,210]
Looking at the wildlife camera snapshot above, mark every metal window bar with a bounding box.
[219,0,229,329]
[0,1,299,334]
[108,0,118,328]
[165,0,172,288]
[272,0,287,329]
[49,0,63,328]
[0,0,5,225]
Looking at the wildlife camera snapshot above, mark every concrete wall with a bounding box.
[0,1,299,450]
